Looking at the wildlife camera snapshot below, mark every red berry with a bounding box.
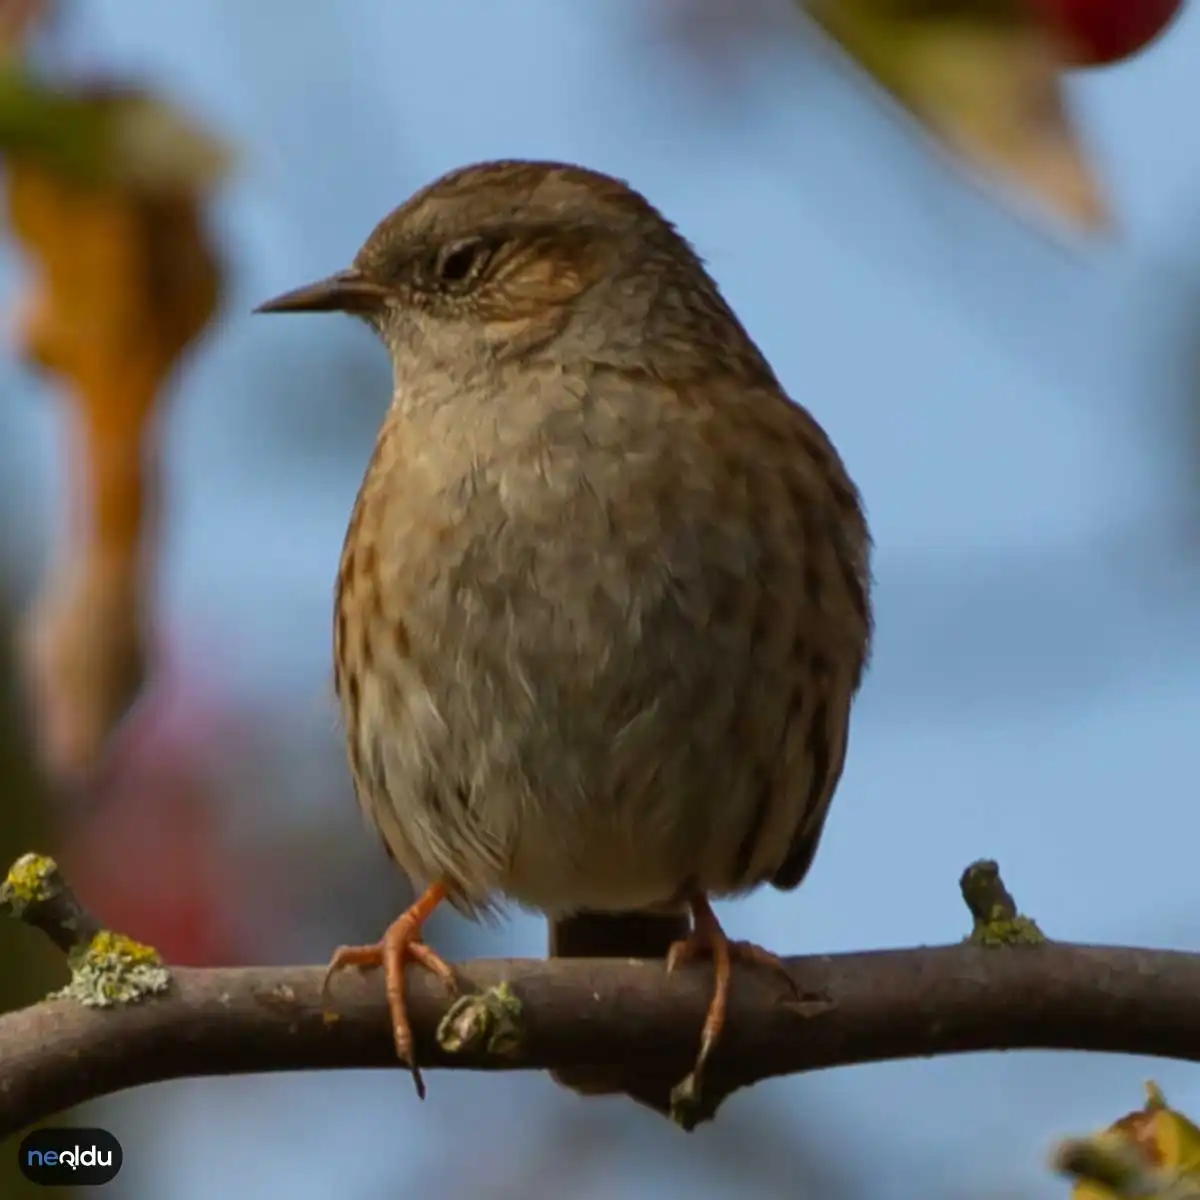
[1030,0,1183,66]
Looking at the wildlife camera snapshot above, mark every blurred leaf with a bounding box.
[2,85,225,782]
[803,0,1108,230]
[1058,1082,1200,1199]
[0,66,231,189]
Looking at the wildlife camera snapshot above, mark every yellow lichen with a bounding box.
[0,852,62,915]
[969,904,1046,947]
[60,928,171,1007]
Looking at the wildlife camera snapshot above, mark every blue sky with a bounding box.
[3,1,1200,1195]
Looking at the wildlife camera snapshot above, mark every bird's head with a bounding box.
[256,159,768,386]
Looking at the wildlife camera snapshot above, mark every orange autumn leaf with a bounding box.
[1055,1082,1200,1199]
[802,0,1109,231]
[2,85,226,782]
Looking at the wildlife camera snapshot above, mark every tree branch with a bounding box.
[4,853,1200,1140]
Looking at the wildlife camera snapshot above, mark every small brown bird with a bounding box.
[256,159,872,1120]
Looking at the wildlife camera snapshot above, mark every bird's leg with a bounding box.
[666,893,797,1091]
[322,880,458,1099]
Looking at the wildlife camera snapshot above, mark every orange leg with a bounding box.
[322,881,457,1099]
[666,893,797,1088]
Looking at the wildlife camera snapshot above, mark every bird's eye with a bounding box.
[435,239,491,285]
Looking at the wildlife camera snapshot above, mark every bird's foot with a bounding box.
[322,881,457,1099]
[665,893,796,1127]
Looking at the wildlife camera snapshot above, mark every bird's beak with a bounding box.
[254,269,389,315]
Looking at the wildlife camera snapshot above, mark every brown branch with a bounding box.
[0,852,101,954]
[4,854,1200,1140]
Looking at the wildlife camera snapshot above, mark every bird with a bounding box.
[255,158,872,1121]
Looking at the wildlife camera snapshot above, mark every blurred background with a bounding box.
[0,0,1198,1196]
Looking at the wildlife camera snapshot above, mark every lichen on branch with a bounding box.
[959,858,1046,946]
[1,852,171,1006]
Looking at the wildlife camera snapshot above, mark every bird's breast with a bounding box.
[332,368,870,916]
